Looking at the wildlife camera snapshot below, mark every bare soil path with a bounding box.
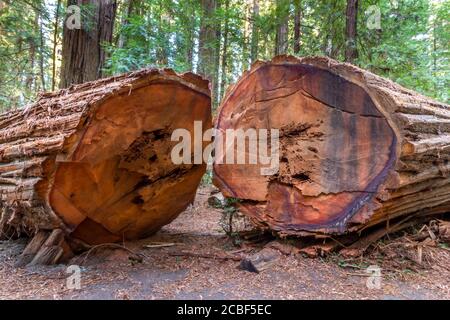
[1,186,449,300]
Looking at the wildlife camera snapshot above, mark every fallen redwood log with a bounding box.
[0,68,211,264]
[213,55,450,237]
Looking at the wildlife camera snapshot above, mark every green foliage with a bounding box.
[218,197,241,237]
[0,0,448,111]
[104,0,202,75]
[0,0,53,111]
[357,0,449,102]
[201,169,213,186]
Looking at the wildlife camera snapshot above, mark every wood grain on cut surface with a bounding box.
[213,56,450,236]
[0,69,211,249]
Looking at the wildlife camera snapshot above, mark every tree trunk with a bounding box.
[117,0,138,49]
[186,11,195,71]
[213,55,450,237]
[156,0,169,66]
[322,0,340,59]
[213,1,222,107]
[220,0,230,101]
[60,0,117,88]
[26,29,36,90]
[37,9,46,91]
[274,0,289,56]
[293,0,301,54]
[0,68,211,264]
[51,0,62,91]
[198,0,216,77]
[198,0,218,107]
[250,0,259,63]
[183,0,196,71]
[345,0,358,63]
[241,1,250,73]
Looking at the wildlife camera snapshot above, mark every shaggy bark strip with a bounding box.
[213,55,449,236]
[0,68,211,260]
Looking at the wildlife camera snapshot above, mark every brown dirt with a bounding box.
[0,185,449,300]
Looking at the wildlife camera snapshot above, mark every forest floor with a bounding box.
[0,185,449,300]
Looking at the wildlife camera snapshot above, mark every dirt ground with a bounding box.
[1,185,449,300]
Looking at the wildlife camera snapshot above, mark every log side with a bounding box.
[0,68,211,251]
[213,55,450,237]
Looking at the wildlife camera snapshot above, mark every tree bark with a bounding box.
[213,55,450,237]
[0,68,211,262]
[241,1,250,73]
[51,0,62,91]
[156,0,169,66]
[198,0,218,106]
[293,0,301,54]
[37,8,46,91]
[60,0,117,89]
[117,0,138,49]
[213,1,222,106]
[345,0,358,63]
[26,22,36,91]
[220,0,230,101]
[274,0,289,56]
[250,0,259,63]
[182,0,196,71]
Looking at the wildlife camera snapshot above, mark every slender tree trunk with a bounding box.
[51,0,62,91]
[156,0,169,65]
[118,0,138,49]
[241,1,251,72]
[293,0,301,54]
[26,27,36,90]
[345,0,358,63]
[187,33,195,71]
[198,0,218,106]
[213,1,221,106]
[432,19,438,92]
[275,0,289,56]
[60,0,117,88]
[185,0,195,71]
[250,0,259,63]
[220,0,230,100]
[322,0,339,59]
[38,10,46,91]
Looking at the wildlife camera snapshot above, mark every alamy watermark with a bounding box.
[366,5,381,30]
[66,265,81,290]
[66,5,81,30]
[171,121,280,176]
[366,265,382,290]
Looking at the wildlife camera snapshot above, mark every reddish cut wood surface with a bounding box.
[213,63,397,234]
[49,81,211,244]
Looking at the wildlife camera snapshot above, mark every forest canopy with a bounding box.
[0,0,448,112]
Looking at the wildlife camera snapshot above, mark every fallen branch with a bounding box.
[77,243,146,265]
[169,250,241,261]
[143,242,179,248]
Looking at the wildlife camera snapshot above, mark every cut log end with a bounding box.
[0,68,211,250]
[48,81,210,243]
[213,55,450,236]
[214,57,396,234]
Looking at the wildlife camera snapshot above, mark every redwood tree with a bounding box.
[60,0,117,88]
[250,0,259,62]
[345,0,358,63]
[293,0,301,54]
[198,0,219,107]
[274,0,289,56]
